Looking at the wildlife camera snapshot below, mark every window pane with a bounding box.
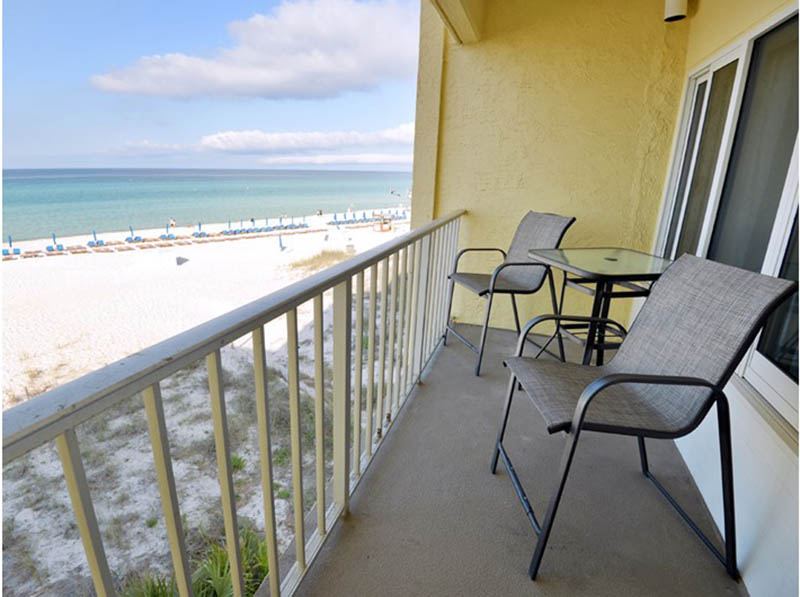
[706,16,799,271]
[757,218,798,381]
[665,81,707,256]
[675,60,738,257]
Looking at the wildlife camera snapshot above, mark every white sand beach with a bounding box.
[3,212,408,407]
[2,213,410,595]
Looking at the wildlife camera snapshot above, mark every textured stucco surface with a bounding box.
[411,0,446,229]
[416,0,689,329]
[686,0,796,69]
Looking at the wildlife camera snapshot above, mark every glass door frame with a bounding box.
[654,6,799,427]
[662,48,746,260]
[739,137,799,427]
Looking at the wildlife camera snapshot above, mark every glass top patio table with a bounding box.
[527,247,673,281]
[527,247,673,366]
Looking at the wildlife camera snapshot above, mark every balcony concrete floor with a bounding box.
[297,325,747,596]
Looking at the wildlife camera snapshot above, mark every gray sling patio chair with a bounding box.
[491,254,796,581]
[443,211,575,375]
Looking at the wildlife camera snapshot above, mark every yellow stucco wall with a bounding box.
[686,0,796,69]
[413,0,689,329]
[411,1,447,229]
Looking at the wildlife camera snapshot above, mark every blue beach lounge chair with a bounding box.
[126,226,142,242]
[4,236,21,256]
[47,233,65,252]
[88,230,105,247]
[160,223,175,240]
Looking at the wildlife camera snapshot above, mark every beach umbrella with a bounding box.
[7,235,11,248]
[130,225,135,237]
[279,216,283,225]
[52,234,57,246]
[333,213,337,221]
[278,235,284,250]
[198,222,202,231]
[93,230,98,242]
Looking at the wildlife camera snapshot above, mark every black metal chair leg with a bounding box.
[637,436,649,475]
[491,374,517,474]
[547,268,566,362]
[475,292,495,376]
[442,277,455,346]
[511,294,521,336]
[717,398,738,580]
[529,428,582,580]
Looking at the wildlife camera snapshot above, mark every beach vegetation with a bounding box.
[230,454,245,473]
[120,524,269,597]
[145,516,158,528]
[289,249,355,273]
[272,447,290,467]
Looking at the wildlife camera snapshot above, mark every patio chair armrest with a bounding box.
[515,315,628,356]
[451,247,507,276]
[571,373,724,433]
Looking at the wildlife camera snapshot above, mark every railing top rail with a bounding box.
[3,210,465,463]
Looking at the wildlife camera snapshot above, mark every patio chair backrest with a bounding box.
[500,211,575,291]
[609,254,795,427]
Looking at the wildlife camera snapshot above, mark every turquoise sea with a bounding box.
[2,168,412,240]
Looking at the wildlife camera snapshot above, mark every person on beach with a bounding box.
[169,218,177,228]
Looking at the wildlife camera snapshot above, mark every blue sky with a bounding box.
[3,0,419,169]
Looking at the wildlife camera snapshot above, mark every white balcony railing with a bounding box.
[3,210,464,596]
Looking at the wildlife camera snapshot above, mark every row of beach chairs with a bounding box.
[4,212,409,259]
[328,211,407,226]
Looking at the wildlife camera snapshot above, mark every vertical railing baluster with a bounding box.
[434,225,445,337]
[142,383,193,597]
[438,223,454,336]
[313,296,326,536]
[394,247,408,413]
[285,308,306,570]
[365,264,377,457]
[449,220,460,323]
[432,228,444,351]
[353,272,364,476]
[408,240,423,386]
[332,279,352,509]
[420,234,431,360]
[401,242,416,400]
[55,429,115,597]
[385,252,399,424]
[252,326,281,597]
[206,350,245,597]
[376,259,388,439]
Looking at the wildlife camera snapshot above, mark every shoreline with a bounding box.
[3,206,408,258]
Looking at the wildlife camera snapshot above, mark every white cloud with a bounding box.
[117,140,194,155]
[117,122,414,166]
[91,0,419,99]
[259,152,412,165]
[200,122,414,153]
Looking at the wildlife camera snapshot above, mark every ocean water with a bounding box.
[2,168,412,240]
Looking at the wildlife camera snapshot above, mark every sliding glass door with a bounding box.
[661,14,799,425]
